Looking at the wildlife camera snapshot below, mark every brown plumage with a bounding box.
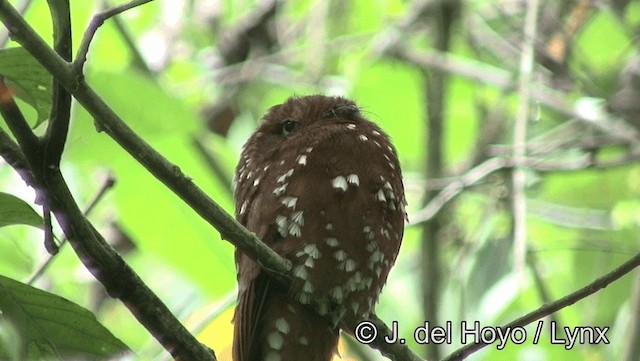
[233,95,406,361]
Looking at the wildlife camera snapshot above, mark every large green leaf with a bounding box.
[0,192,43,229]
[0,275,129,360]
[0,47,52,127]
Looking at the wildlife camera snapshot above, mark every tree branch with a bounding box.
[442,250,640,360]
[27,173,117,285]
[42,0,71,167]
[73,0,154,72]
[0,0,291,286]
[0,76,216,360]
[410,146,640,226]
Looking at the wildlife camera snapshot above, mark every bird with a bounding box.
[233,95,406,361]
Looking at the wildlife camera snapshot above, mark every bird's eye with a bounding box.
[281,119,300,135]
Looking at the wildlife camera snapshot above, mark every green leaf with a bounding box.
[0,192,43,229]
[0,47,52,127]
[0,274,129,360]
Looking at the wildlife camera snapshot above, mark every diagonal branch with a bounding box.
[74,0,155,72]
[0,0,291,291]
[442,250,640,360]
[0,75,216,361]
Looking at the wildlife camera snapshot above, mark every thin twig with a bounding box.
[410,157,508,225]
[0,0,31,47]
[27,173,117,284]
[442,250,640,360]
[101,0,154,76]
[73,0,155,72]
[387,47,640,148]
[410,146,640,226]
[512,0,540,277]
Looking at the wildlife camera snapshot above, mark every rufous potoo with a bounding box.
[233,95,406,361]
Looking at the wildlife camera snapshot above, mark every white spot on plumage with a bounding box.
[268,331,284,350]
[289,223,302,237]
[385,189,396,201]
[358,134,369,142]
[305,147,313,153]
[294,265,308,279]
[330,287,344,301]
[364,277,373,289]
[276,215,288,236]
[347,174,360,186]
[345,278,358,292]
[304,257,314,268]
[291,211,304,225]
[342,259,357,272]
[281,196,298,209]
[303,244,320,259]
[334,250,347,261]
[265,351,281,361]
[296,154,307,165]
[369,251,382,270]
[332,175,348,191]
[346,123,356,130]
[298,292,311,304]
[275,318,289,334]
[273,183,288,196]
[298,336,309,345]
[326,237,339,247]
[363,226,374,240]
[325,223,333,231]
[372,130,381,136]
[302,280,314,293]
[376,189,386,202]
[277,169,294,183]
[253,177,261,186]
[376,267,383,277]
[366,241,377,252]
[347,271,362,288]
[263,165,270,172]
[240,200,248,215]
[374,250,385,262]
[286,211,304,237]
